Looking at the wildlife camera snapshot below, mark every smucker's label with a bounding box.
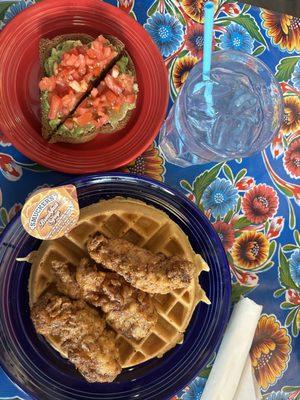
[21,185,79,240]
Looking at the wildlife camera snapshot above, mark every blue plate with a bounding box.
[0,173,231,400]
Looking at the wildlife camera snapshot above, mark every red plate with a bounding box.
[0,0,169,174]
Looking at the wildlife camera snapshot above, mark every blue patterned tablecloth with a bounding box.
[0,0,299,399]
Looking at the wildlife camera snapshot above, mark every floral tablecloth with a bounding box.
[0,0,299,399]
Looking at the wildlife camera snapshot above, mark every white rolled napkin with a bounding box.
[201,298,262,400]
[233,356,262,400]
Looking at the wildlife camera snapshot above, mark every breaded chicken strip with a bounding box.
[51,259,158,340]
[87,233,195,294]
[31,293,121,383]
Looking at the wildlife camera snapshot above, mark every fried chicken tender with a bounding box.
[87,233,195,294]
[31,293,121,383]
[51,259,158,340]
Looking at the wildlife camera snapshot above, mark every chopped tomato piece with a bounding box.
[48,95,62,120]
[55,81,69,97]
[92,40,103,52]
[92,66,101,76]
[125,93,136,104]
[62,53,78,67]
[69,48,79,56]
[104,75,123,95]
[39,76,56,91]
[96,35,108,45]
[103,46,112,59]
[75,111,94,126]
[112,103,122,112]
[97,105,105,116]
[71,71,81,81]
[92,97,101,107]
[76,106,90,116]
[77,46,86,55]
[64,119,74,129]
[96,115,109,127]
[74,54,86,68]
[61,93,77,110]
[91,88,98,98]
[119,74,135,93]
[87,48,98,59]
[105,89,118,103]
[85,57,95,67]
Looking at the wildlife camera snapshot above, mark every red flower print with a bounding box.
[267,216,284,239]
[213,221,235,251]
[8,203,22,221]
[187,192,196,203]
[0,153,23,181]
[220,3,241,16]
[242,184,279,224]
[284,137,300,178]
[0,131,11,147]
[286,289,300,305]
[271,132,284,159]
[235,176,255,191]
[118,0,134,13]
[234,269,259,286]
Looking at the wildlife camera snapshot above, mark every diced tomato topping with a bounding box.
[96,115,109,127]
[76,111,94,126]
[48,95,62,120]
[92,40,103,51]
[40,36,120,120]
[125,93,136,104]
[39,76,56,91]
[55,81,69,97]
[85,57,95,67]
[93,67,101,76]
[92,97,101,107]
[64,119,74,129]
[91,88,98,98]
[104,75,123,95]
[71,71,81,81]
[87,48,98,59]
[76,106,90,116]
[77,46,86,55]
[105,89,118,103]
[103,46,112,58]
[96,35,108,44]
[69,48,79,55]
[61,93,77,109]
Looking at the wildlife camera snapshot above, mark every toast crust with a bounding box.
[40,34,125,140]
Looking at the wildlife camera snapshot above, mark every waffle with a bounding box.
[29,197,209,368]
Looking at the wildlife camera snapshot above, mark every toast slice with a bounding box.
[49,53,138,144]
[40,34,124,140]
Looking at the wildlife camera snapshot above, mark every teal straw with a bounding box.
[203,1,214,81]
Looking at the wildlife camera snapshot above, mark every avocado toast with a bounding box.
[49,55,138,144]
[39,34,124,140]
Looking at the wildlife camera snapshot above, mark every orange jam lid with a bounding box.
[21,185,79,240]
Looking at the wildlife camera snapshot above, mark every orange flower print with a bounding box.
[251,315,291,390]
[180,0,217,23]
[281,96,300,134]
[261,10,300,52]
[284,137,300,178]
[121,143,165,181]
[231,231,269,270]
[172,56,198,91]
